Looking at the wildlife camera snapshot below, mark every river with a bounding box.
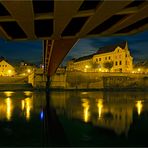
[0,90,148,147]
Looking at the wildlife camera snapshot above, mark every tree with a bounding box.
[103,61,113,72]
[89,61,99,72]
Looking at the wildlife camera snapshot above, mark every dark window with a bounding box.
[119,61,122,65]
[105,57,107,60]
[96,58,98,62]
[125,61,127,65]
[5,65,7,67]
[109,56,111,60]
[115,61,118,66]
[99,58,101,61]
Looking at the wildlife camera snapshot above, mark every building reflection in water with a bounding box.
[50,91,148,136]
[82,98,90,123]
[135,100,143,116]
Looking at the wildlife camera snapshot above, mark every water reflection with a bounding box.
[50,91,148,136]
[135,100,143,115]
[5,97,13,121]
[0,91,46,147]
[97,99,103,119]
[0,91,46,121]
[82,99,90,123]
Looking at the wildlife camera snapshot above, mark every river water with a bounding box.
[0,90,148,147]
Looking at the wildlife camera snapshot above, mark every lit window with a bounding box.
[125,61,127,65]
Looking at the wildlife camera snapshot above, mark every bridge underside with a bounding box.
[0,1,147,76]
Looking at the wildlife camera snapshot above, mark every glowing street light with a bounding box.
[27,69,31,73]
[85,65,89,68]
[138,68,141,72]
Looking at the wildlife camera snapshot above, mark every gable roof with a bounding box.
[95,41,127,55]
[73,41,128,63]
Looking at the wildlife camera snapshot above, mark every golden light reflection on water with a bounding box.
[136,100,143,116]
[97,99,103,119]
[24,91,32,97]
[0,92,35,121]
[82,99,90,123]
[4,91,14,97]
[5,97,13,121]
[21,100,25,110]
[22,97,33,120]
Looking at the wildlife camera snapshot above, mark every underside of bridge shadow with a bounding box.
[43,76,70,147]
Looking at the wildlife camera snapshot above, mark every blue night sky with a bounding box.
[0,31,148,65]
[0,39,43,64]
[64,31,148,65]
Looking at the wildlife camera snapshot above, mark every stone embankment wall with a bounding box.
[30,70,148,90]
[0,76,28,84]
[50,72,148,90]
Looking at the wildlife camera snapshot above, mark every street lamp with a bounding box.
[85,65,89,68]
[138,68,141,72]
[27,69,31,73]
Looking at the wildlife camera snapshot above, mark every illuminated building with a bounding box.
[0,57,16,76]
[67,41,133,73]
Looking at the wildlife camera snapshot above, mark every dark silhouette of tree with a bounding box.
[103,61,113,72]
